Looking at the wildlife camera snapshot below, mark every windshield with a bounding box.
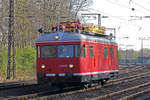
[41,46,56,58]
[58,45,73,58]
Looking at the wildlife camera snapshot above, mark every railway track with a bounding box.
[92,81,150,100]
[108,71,150,85]
[119,65,142,70]
[119,65,143,72]
[119,65,149,78]
[0,80,37,90]
[5,65,150,100]
[0,64,142,91]
[0,65,139,89]
[129,89,150,100]
[32,70,150,100]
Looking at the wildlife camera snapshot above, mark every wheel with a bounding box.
[101,80,105,86]
[83,83,93,89]
[105,78,109,82]
[80,83,89,89]
[37,73,49,85]
[84,84,89,89]
[100,78,109,86]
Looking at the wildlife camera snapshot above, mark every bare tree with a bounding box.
[0,0,93,48]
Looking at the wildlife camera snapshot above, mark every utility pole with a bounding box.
[57,1,61,31]
[141,38,143,64]
[43,0,46,32]
[7,0,16,79]
[81,13,101,27]
[97,14,101,27]
[139,37,150,64]
[125,46,128,64]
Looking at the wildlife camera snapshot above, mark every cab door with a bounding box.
[109,47,114,70]
[84,45,94,73]
[89,45,94,72]
[104,46,109,71]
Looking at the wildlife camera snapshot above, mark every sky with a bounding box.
[87,0,150,50]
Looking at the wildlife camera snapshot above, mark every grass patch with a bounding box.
[0,46,36,82]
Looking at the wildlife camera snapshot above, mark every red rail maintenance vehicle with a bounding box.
[36,20,119,87]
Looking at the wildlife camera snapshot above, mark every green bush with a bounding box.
[0,46,36,71]
[0,46,36,80]
[16,46,36,71]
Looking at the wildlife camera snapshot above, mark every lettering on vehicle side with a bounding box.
[59,65,68,67]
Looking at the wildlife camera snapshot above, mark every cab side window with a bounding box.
[89,45,94,58]
[75,45,85,57]
[104,47,108,58]
[75,45,83,57]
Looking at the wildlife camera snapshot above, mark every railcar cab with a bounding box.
[36,38,87,85]
[36,20,118,86]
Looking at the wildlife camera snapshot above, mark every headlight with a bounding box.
[69,64,74,68]
[55,36,59,40]
[41,64,46,69]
